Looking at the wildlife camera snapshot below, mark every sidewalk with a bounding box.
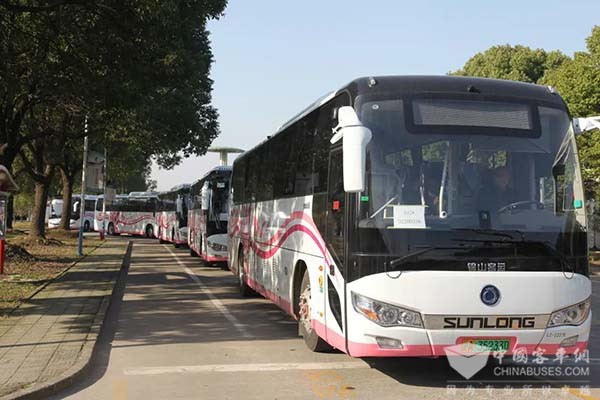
[0,238,130,399]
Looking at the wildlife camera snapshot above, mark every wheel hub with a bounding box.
[299,285,312,333]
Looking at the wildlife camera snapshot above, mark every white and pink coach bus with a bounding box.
[188,166,232,264]
[157,184,191,246]
[48,195,97,231]
[228,75,592,357]
[94,193,158,237]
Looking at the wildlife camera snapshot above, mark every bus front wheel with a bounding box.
[298,270,331,352]
[84,220,90,232]
[107,223,115,236]
[145,224,153,238]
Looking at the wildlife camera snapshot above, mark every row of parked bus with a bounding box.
[84,165,233,264]
[56,76,596,359]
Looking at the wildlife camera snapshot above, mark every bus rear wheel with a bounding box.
[145,224,153,238]
[84,220,90,232]
[238,247,253,297]
[107,223,115,236]
[298,270,331,352]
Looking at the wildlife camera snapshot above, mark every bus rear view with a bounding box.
[230,76,591,358]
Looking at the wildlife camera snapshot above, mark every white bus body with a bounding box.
[48,195,97,231]
[157,184,191,246]
[228,76,591,357]
[188,166,231,263]
[95,194,157,237]
[45,198,63,223]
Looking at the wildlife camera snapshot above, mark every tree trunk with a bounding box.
[6,195,14,229]
[30,177,51,239]
[59,169,74,230]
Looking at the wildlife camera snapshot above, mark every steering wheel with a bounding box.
[498,200,545,214]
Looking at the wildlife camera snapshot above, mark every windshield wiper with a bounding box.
[388,245,474,270]
[452,228,524,241]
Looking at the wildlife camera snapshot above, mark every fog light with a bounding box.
[560,335,579,348]
[375,336,404,349]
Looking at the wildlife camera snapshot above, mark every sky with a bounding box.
[150,0,600,191]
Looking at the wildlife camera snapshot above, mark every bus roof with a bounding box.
[191,165,232,187]
[128,191,159,197]
[96,194,128,200]
[347,75,564,105]
[159,184,191,197]
[235,75,567,164]
[168,183,191,192]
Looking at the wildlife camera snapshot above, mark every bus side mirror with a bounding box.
[573,116,600,135]
[331,106,372,193]
[201,184,210,211]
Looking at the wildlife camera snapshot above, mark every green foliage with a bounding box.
[1,0,228,233]
[455,26,600,199]
[454,45,569,83]
[542,26,600,198]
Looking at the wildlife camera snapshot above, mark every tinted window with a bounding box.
[232,157,247,204]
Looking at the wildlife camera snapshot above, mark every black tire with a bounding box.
[238,247,253,297]
[190,247,198,257]
[298,270,331,352]
[107,223,115,236]
[145,224,153,238]
[84,220,90,232]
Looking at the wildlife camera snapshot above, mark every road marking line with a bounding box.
[124,361,369,376]
[164,245,253,338]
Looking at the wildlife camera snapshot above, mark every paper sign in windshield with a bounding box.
[392,205,426,229]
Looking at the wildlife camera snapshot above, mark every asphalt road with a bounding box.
[53,238,600,400]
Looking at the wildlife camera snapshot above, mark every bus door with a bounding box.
[324,148,348,349]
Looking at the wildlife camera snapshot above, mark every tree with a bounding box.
[454,44,569,83]
[1,0,227,238]
[56,118,86,230]
[18,134,56,239]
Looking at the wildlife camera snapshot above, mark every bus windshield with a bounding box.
[210,178,230,220]
[352,95,588,277]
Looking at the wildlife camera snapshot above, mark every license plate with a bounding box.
[461,339,509,352]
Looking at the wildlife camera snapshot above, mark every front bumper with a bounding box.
[342,314,591,357]
[342,271,592,358]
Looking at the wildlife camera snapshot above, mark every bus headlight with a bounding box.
[351,292,423,328]
[207,241,227,252]
[547,298,591,327]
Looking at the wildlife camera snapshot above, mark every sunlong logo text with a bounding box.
[443,316,536,329]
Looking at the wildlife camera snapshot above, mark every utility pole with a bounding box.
[78,118,88,256]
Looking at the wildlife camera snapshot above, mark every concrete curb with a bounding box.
[2,240,133,400]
